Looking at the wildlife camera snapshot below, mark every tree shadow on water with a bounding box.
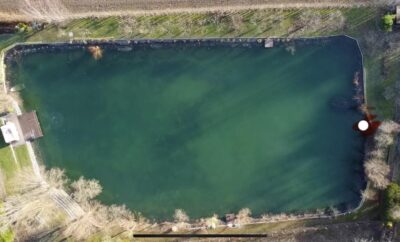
[0,136,8,149]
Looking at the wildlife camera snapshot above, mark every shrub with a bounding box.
[382,14,396,32]
[15,23,29,33]
[383,183,400,222]
[0,229,14,242]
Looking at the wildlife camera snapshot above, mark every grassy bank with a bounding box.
[0,144,31,176]
[1,7,392,119]
[0,146,16,176]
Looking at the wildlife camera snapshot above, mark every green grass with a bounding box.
[14,145,30,168]
[14,8,375,42]
[0,8,388,120]
[0,146,18,177]
[0,144,31,179]
[339,200,380,221]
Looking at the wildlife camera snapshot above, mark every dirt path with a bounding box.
[0,0,389,22]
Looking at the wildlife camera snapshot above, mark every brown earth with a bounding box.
[0,0,387,22]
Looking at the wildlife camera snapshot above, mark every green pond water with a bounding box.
[9,38,365,220]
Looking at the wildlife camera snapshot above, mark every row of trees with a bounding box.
[364,121,400,190]
[116,9,346,38]
[0,166,258,240]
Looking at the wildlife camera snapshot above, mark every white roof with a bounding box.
[1,122,20,143]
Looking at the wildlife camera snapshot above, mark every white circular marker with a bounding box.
[358,120,369,131]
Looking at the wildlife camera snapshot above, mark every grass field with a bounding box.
[0,144,30,176]
[0,146,16,176]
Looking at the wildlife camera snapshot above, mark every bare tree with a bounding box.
[361,187,378,201]
[389,205,400,221]
[235,208,253,225]
[364,121,400,190]
[62,201,107,241]
[118,16,139,36]
[375,132,395,148]
[379,120,400,134]
[0,167,68,240]
[104,205,139,237]
[70,176,102,205]
[173,209,189,223]
[170,209,190,231]
[20,0,70,22]
[293,10,344,35]
[364,158,390,189]
[42,166,69,190]
[230,13,244,31]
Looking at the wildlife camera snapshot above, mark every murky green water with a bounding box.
[9,38,365,220]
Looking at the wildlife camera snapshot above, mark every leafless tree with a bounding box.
[365,158,390,189]
[235,208,253,225]
[230,13,244,31]
[379,120,400,134]
[20,0,70,22]
[364,121,400,190]
[0,167,68,240]
[170,209,190,231]
[62,200,107,241]
[41,166,69,190]
[70,176,102,205]
[325,10,345,32]
[361,186,378,201]
[293,10,344,35]
[119,16,139,36]
[389,205,400,221]
[104,205,139,237]
[173,209,189,223]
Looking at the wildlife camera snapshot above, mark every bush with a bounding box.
[382,14,396,32]
[0,229,14,242]
[383,183,400,222]
[15,23,29,33]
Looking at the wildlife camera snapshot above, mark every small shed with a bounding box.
[1,111,43,146]
[0,122,19,143]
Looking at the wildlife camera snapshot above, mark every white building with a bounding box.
[0,111,43,146]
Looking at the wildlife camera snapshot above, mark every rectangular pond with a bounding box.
[6,37,365,220]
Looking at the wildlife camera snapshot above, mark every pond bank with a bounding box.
[1,35,368,228]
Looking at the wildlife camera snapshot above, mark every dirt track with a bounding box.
[0,0,388,22]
